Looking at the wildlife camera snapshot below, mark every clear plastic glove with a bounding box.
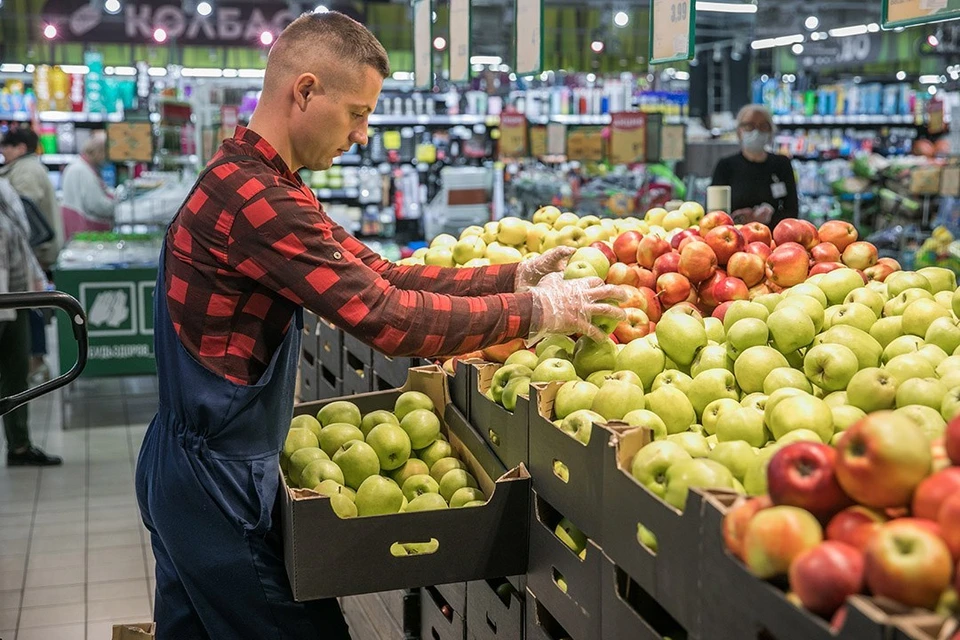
[529,273,629,343]
[515,246,576,291]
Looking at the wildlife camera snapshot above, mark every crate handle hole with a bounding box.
[431,630,441,640]
[636,522,658,555]
[323,343,331,353]
[486,613,497,633]
[488,429,501,447]
[551,567,569,594]
[552,459,570,484]
[389,538,440,557]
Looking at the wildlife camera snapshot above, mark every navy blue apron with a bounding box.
[135,158,350,639]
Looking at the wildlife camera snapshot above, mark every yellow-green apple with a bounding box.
[449,487,485,508]
[776,294,825,332]
[709,440,757,482]
[460,224,485,239]
[563,259,599,281]
[645,385,696,434]
[418,440,454,471]
[846,368,898,413]
[592,379,645,421]
[486,244,523,264]
[835,411,932,508]
[832,406,867,433]
[841,241,878,270]
[817,268,864,307]
[723,495,773,560]
[500,376,529,411]
[553,212,579,230]
[743,447,778,495]
[886,353,937,384]
[768,395,834,444]
[826,505,887,552]
[845,288,884,318]
[897,378,948,411]
[400,409,441,450]
[556,225,587,248]
[743,505,823,578]
[768,306,816,354]
[903,298,952,338]
[570,246,611,280]
[785,283,829,307]
[504,350,539,371]
[691,345,731,378]
[763,367,813,394]
[652,370,693,394]
[766,243,810,288]
[825,302,877,333]
[864,520,953,609]
[354,475,403,517]
[333,440,381,490]
[395,392,434,422]
[803,344,859,392]
[926,318,960,355]
[438,469,479,503]
[622,409,668,440]
[663,458,736,509]
[702,398,742,435]
[319,423,365,458]
[288,448,329,487]
[763,387,807,423]
[818,220,858,252]
[703,317,726,344]
[366,423,412,472]
[773,218,819,250]
[645,207,669,225]
[918,266,957,293]
[938,356,960,377]
[726,251,766,287]
[390,458,430,487]
[870,316,904,349]
[531,358,579,383]
[734,346,790,394]
[716,407,766,447]
[572,336,618,378]
[401,474,440,502]
[768,442,852,521]
[815,325,882,369]
[885,288,936,318]
[704,225,745,266]
[299,458,344,490]
[662,209,689,231]
[535,335,575,359]
[616,337,666,390]
[490,364,533,403]
[452,235,487,264]
[679,201,705,225]
[678,241,718,284]
[722,300,770,332]
[290,415,323,443]
[405,493,448,512]
[359,410,400,438]
[318,401,362,428]
[533,206,562,225]
[560,409,603,445]
[656,311,706,367]
[714,277,749,303]
[688,369,739,418]
[429,457,465,484]
[666,432,711,458]
[894,405,946,441]
[631,440,692,498]
[789,541,865,617]
[811,242,842,263]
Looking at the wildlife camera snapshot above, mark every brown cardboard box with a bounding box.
[447,358,479,420]
[111,623,154,639]
[524,587,579,640]
[470,362,530,470]
[283,366,531,601]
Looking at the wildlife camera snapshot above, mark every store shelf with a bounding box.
[369,114,490,126]
[41,153,79,164]
[314,187,379,203]
[0,111,123,123]
[773,114,917,126]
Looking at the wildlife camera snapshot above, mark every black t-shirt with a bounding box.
[711,153,799,227]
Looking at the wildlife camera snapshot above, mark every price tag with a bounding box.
[660,124,686,162]
[499,112,527,158]
[609,112,647,165]
[515,0,544,75]
[883,0,960,28]
[107,122,153,163]
[547,122,567,156]
[529,126,547,158]
[650,0,695,64]
[449,0,471,83]
[413,0,432,89]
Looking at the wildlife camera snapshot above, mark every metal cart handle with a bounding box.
[0,291,87,417]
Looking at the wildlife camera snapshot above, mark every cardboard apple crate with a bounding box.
[601,426,701,636]
[302,310,320,360]
[526,490,602,640]
[470,362,530,471]
[317,363,343,400]
[344,331,374,366]
[283,366,531,601]
[525,587,578,640]
[528,381,620,542]
[298,361,319,402]
[374,350,425,389]
[342,347,373,395]
[422,585,467,640]
[112,623,154,639]
[448,358,477,421]
[600,550,688,640]
[318,318,343,376]
[699,489,902,640]
[467,577,525,640]
[892,614,957,640]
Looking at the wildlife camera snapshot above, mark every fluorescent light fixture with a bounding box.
[751,34,804,49]
[391,71,413,80]
[697,1,757,13]
[614,11,629,27]
[147,67,167,77]
[591,40,605,53]
[260,31,274,46]
[804,16,819,30]
[928,34,940,46]
[828,24,869,37]
[238,68,265,78]
[60,65,89,74]
[470,55,502,65]
[113,66,137,76]
[0,64,25,73]
[181,67,223,77]
[920,74,941,84]
[509,73,517,81]
[675,70,690,80]
[313,4,327,12]
[43,24,57,39]
[222,69,238,77]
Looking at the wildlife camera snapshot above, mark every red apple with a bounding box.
[892,517,943,539]
[818,220,858,252]
[740,221,773,246]
[773,218,819,251]
[677,235,703,252]
[827,506,888,552]
[712,301,734,322]
[590,241,618,266]
[653,251,681,279]
[834,412,933,509]
[636,235,672,269]
[629,286,662,323]
[946,417,960,467]
[913,468,960,521]
[863,264,895,283]
[704,225,746,266]
[811,242,842,263]
[789,541,865,617]
[634,267,656,290]
[938,492,960,559]
[605,262,641,287]
[841,241,879,270]
[877,257,901,271]
[743,505,824,579]
[613,230,643,264]
[726,252,766,287]
[931,436,950,473]
[699,210,735,234]
[714,277,749,303]
[656,272,692,307]
[809,261,845,276]
[748,282,772,299]
[722,495,773,561]
[698,269,726,308]
[864,520,953,609]
[766,243,810,287]
[670,228,701,250]
[767,442,853,523]
[744,241,772,260]
[613,307,652,343]
[678,241,718,284]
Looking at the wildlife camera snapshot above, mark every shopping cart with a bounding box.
[0,292,87,418]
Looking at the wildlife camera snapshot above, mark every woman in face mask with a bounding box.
[711,104,799,227]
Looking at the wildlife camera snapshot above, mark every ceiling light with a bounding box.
[104,0,121,14]
[197,1,212,15]
[147,66,167,76]
[591,40,605,53]
[586,73,596,82]
[920,74,940,83]
[929,86,938,95]
[804,16,819,30]
[867,23,880,32]
[896,70,907,80]
[470,55,501,65]
[43,24,57,39]
[259,31,273,46]
[59,64,89,74]
[433,36,446,50]
[928,34,940,46]
[0,64,25,73]
[614,11,629,27]
[697,1,758,14]
[675,70,690,80]
[153,27,167,43]
[792,43,804,54]
[313,4,327,13]
[829,24,869,37]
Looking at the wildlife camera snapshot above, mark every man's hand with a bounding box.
[514,247,576,291]
[529,273,629,343]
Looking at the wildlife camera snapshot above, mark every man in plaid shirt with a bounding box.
[137,11,625,639]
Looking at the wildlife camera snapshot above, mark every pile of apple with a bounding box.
[281,393,486,524]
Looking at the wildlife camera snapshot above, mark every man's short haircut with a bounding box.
[0,127,39,151]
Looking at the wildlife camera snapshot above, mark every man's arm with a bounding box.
[7,162,47,207]
[227,187,534,358]
[78,164,116,221]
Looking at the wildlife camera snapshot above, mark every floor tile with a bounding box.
[86,619,115,639]
[0,557,25,575]
[88,531,141,549]
[88,495,136,510]
[0,572,24,592]
[29,534,86,554]
[0,503,33,517]
[86,596,151,622]
[86,580,148,603]
[0,540,28,556]
[34,498,84,513]
[30,521,84,539]
[16,622,84,640]
[21,584,84,608]
[26,551,85,571]
[0,609,17,631]
[0,590,20,611]
[17,602,84,628]
[88,561,144,584]
[23,566,84,589]
[33,510,84,526]
[0,628,14,640]
[87,546,144,567]
[0,527,31,543]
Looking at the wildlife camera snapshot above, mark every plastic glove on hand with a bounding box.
[529,273,629,343]
[515,246,576,291]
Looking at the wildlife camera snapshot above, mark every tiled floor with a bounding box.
[0,349,159,640]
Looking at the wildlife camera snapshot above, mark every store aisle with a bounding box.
[0,374,159,640]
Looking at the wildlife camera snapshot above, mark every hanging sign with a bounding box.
[107,122,153,163]
[609,112,647,165]
[449,0,471,83]
[499,111,527,158]
[515,0,544,75]
[650,0,696,64]
[883,0,960,29]
[413,0,433,90]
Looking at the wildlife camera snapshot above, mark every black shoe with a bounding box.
[7,446,63,466]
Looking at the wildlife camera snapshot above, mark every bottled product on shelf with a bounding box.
[754,76,920,119]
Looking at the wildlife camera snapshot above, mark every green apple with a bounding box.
[452,235,487,264]
[763,367,813,395]
[925,317,960,355]
[405,493,449,512]
[884,287,935,317]
[560,409,604,445]
[645,386,696,434]
[326,494,358,518]
[887,271,933,297]
[333,440,381,490]
[954,288,960,318]
[288,448,328,487]
[866,280,889,298]
[817,268,863,306]
[438,469,479,503]
[449,487,486,508]
[742,448,777,496]
[663,459,736,510]
[894,405,947,441]
[283,428,319,469]
[652,370,694,394]
[726,318,769,361]
[870,316,905,349]
[314,479,355,501]
[317,401,362,428]
[936,290,956,310]
[753,293,784,315]
[942,370,960,390]
[630,440,692,498]
[825,302,877,333]
[767,395,833,443]
[702,398,742,436]
[823,391,849,408]
[803,344,859,392]
[604,370,644,388]
[937,356,960,377]
[662,304,704,322]
[637,524,658,552]
[366,423,412,471]
[691,345,732,377]
[776,295,825,333]
[688,369,740,418]
[784,282,828,307]
[846,368,898,413]
[832,405,867,431]
[425,247,456,267]
[504,349,539,370]
[768,306,816,354]
[622,410,668,440]
[775,429,824,446]
[429,457,466,484]
[400,409,441,450]
[666,432,711,458]
[563,259,599,280]
[319,423,365,458]
[815,325,883,370]
[359,410,400,438]
[708,440,758,482]
[616,338,666,390]
[536,335,576,358]
[290,415,323,442]
[656,312,707,367]
[734,346,790,395]
[896,377,948,410]
[395,392,435,422]
[570,246,611,280]
[722,300,770,332]
[918,344,949,370]
[704,317,725,343]
[942,387,960,421]
[355,475,404,516]
[554,518,587,554]
[740,393,768,413]
[586,370,614,387]
[401,474,440,502]
[886,353,937,384]
[554,381,601,419]
[592,380,645,421]
[762,388,808,425]
[716,407,767,447]
[903,298,952,338]
[537,345,571,364]
[490,364,533,403]
[417,439,453,471]
[918,267,957,293]
[845,288,885,318]
[882,335,924,363]
[389,458,430,487]
[502,377,531,411]
[532,358,579,383]
[299,458,344,489]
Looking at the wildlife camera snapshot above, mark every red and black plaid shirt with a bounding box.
[164,127,533,385]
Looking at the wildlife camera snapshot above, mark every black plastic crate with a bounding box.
[344,331,373,366]
[467,578,524,640]
[318,318,343,376]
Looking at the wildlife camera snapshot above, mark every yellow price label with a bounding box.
[651,0,694,64]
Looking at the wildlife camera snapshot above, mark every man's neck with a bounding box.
[247,107,300,172]
[742,149,768,163]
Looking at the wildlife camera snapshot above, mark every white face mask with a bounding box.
[742,129,771,153]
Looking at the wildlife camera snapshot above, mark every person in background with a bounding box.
[60,132,116,242]
[711,104,799,228]
[0,176,63,466]
[0,128,61,385]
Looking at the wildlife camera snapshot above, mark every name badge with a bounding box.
[771,179,788,199]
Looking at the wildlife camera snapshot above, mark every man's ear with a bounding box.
[293,73,320,111]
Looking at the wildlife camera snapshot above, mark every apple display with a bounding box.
[864,520,953,609]
[763,367,813,395]
[560,409,604,445]
[815,325,882,370]
[666,432,712,458]
[789,541,865,617]
[645,386,697,434]
[554,381,601,420]
[768,306,816,354]
[622,409,669,440]
[630,440,693,498]
[768,395,834,444]
[716,407,767,447]
[531,358,579,383]
[803,344,859,392]
[395,392,435,422]
[734,346,790,394]
[743,505,823,578]
[776,295,825,333]
[663,458,736,510]
[870,316,905,350]
[592,379,646,421]
[318,401,363,428]
[845,368,898,413]
[656,311,707,367]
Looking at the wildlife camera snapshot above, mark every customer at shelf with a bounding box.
[135,11,627,640]
[60,132,116,242]
[0,128,60,386]
[0,177,62,466]
[711,104,799,227]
